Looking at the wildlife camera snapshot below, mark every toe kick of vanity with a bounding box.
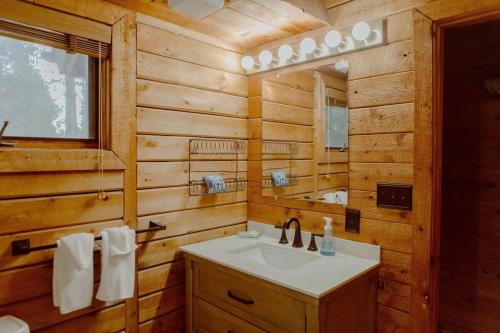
[185,254,379,333]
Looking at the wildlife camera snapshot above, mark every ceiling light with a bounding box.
[352,22,371,41]
[278,44,293,62]
[258,50,273,67]
[241,56,254,70]
[324,30,343,48]
[300,37,317,56]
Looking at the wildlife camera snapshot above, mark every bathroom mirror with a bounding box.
[258,61,349,206]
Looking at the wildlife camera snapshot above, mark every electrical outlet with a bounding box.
[377,183,413,210]
[345,208,360,233]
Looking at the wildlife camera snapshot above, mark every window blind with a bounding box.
[0,18,109,58]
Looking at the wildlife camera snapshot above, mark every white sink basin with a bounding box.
[228,243,320,271]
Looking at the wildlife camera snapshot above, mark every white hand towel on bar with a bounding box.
[96,226,137,302]
[53,233,94,314]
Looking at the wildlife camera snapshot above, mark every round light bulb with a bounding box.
[240,56,254,70]
[324,30,342,48]
[258,50,273,66]
[278,44,293,62]
[300,37,317,55]
[352,21,371,41]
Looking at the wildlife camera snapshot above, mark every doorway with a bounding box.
[436,18,500,333]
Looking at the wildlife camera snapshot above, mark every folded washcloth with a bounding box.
[336,191,348,205]
[203,175,227,194]
[53,233,94,314]
[96,226,137,302]
[271,171,289,187]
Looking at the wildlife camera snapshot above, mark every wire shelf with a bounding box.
[262,141,297,155]
[189,178,246,196]
[189,138,246,154]
[188,138,246,196]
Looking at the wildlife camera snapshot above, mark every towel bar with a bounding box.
[11,221,166,256]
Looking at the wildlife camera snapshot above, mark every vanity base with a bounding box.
[185,254,378,333]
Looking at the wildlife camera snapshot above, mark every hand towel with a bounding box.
[53,233,94,314]
[96,226,137,302]
[271,170,289,187]
[203,175,227,194]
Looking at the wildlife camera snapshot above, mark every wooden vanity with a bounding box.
[185,254,379,333]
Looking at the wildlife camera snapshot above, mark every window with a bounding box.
[0,19,109,144]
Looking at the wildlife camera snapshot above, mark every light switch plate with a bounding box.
[345,208,360,233]
[377,183,413,210]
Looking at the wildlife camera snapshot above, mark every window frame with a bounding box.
[0,21,110,149]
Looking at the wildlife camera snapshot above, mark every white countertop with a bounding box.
[181,221,380,298]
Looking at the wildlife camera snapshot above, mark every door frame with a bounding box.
[412,4,500,333]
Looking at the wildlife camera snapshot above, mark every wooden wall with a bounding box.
[134,15,248,332]
[438,20,500,333]
[248,5,416,333]
[0,1,135,332]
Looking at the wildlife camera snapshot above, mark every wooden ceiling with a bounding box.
[105,0,332,51]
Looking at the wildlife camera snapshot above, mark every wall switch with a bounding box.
[345,208,360,233]
[377,183,413,210]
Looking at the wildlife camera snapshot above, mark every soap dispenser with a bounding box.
[320,217,335,256]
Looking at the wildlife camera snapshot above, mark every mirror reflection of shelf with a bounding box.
[188,138,246,196]
[262,174,299,188]
[262,141,297,155]
[189,177,246,196]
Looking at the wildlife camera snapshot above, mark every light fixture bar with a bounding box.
[241,18,386,74]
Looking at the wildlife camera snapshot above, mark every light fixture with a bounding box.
[278,44,293,63]
[352,21,371,41]
[258,49,273,68]
[324,30,343,48]
[238,18,386,72]
[300,37,317,56]
[240,55,254,70]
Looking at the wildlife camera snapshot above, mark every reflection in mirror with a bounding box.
[259,61,349,207]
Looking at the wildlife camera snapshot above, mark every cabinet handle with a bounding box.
[227,290,254,305]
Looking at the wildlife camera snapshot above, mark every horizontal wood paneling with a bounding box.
[137,79,248,118]
[138,224,246,269]
[137,108,248,138]
[349,133,414,163]
[0,191,124,235]
[138,308,184,333]
[137,135,247,162]
[137,51,247,96]
[349,103,414,135]
[0,171,123,199]
[137,22,243,74]
[138,284,185,323]
[349,71,414,108]
[137,203,247,242]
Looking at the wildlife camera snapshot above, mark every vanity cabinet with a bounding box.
[185,254,378,333]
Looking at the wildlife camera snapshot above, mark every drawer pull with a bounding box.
[227,290,254,305]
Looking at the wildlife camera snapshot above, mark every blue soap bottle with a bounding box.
[320,217,335,256]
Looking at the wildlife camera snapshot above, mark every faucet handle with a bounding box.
[308,233,322,251]
[274,225,289,244]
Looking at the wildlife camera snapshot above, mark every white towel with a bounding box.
[96,226,137,302]
[53,233,94,314]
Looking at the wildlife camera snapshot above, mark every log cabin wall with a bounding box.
[248,3,416,332]
[0,0,136,332]
[438,20,500,333]
[134,14,248,332]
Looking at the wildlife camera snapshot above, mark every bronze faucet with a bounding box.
[282,217,303,248]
